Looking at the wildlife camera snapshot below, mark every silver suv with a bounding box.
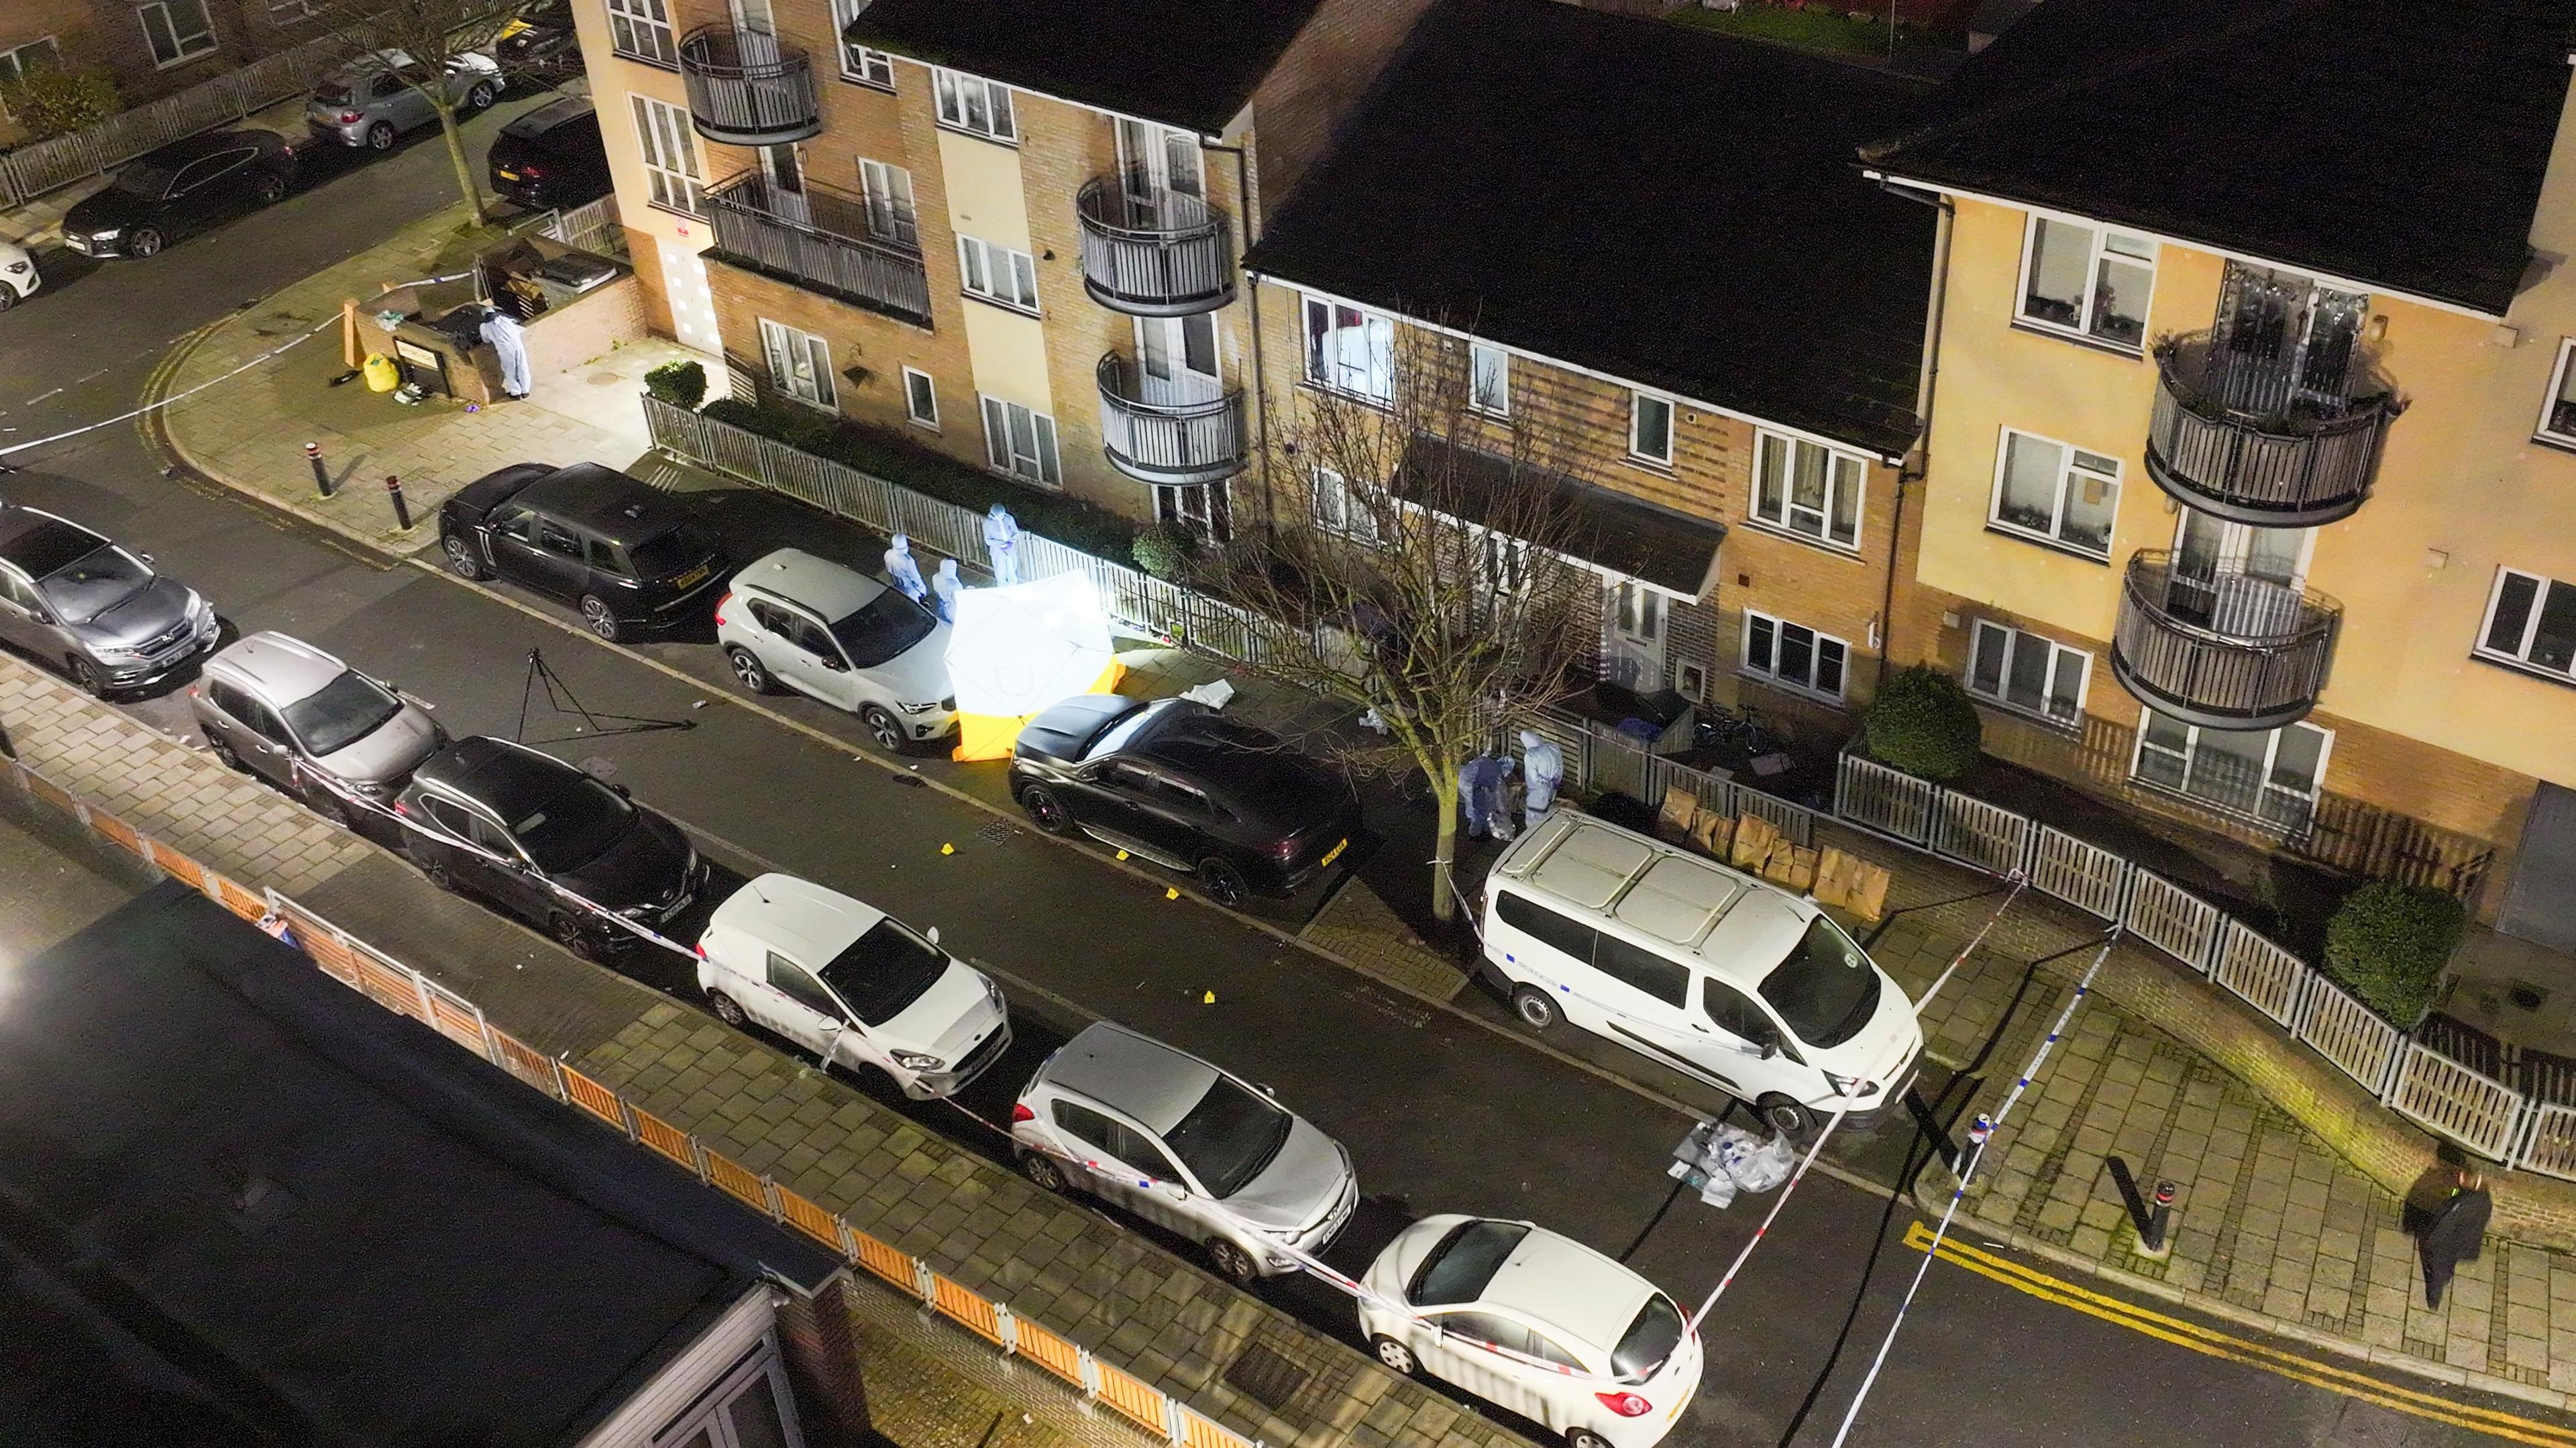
[307,49,502,150]
[716,548,955,750]
[190,632,445,819]
[0,504,217,695]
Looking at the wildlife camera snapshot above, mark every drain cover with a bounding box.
[1224,1342,1310,1411]
[977,820,1018,845]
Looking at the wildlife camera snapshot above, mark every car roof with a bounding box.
[1470,1222,1656,1353]
[206,632,348,705]
[1036,1022,1220,1135]
[733,548,885,620]
[518,463,692,545]
[502,97,597,138]
[138,130,282,166]
[0,506,106,575]
[1498,813,1812,986]
[708,873,886,965]
[416,736,582,809]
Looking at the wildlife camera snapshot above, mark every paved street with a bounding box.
[0,96,2565,1447]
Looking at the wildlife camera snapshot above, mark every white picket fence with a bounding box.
[542,195,626,259]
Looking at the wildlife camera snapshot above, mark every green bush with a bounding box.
[644,359,706,410]
[1130,523,1195,580]
[0,68,119,141]
[1862,665,1983,781]
[698,396,1143,565]
[2324,881,2465,1025]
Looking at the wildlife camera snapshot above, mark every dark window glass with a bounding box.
[1759,917,1882,1048]
[828,589,936,668]
[818,918,947,1025]
[1164,1076,1290,1199]
[767,953,841,1017]
[1438,1313,1535,1356]
[1591,934,1689,1007]
[623,520,720,577]
[1496,891,1599,964]
[244,701,294,746]
[506,775,635,873]
[112,164,175,197]
[1746,615,1774,673]
[281,670,402,757]
[1407,1220,1529,1306]
[587,537,628,575]
[1702,978,1779,1049]
[2486,573,2538,655]
[1104,1121,1184,1184]
[2,518,108,579]
[1611,1296,1686,1378]
[207,681,254,723]
[537,520,584,558]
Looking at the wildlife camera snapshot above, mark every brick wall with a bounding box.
[1246,0,1444,213]
[523,272,651,377]
[1,0,320,144]
[776,1276,873,1448]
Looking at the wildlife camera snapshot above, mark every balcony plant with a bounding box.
[1862,665,1982,783]
[644,359,707,410]
[2324,880,2465,1026]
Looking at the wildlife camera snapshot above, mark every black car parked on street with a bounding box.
[1008,696,1360,906]
[487,97,612,211]
[396,734,703,956]
[493,0,582,77]
[439,462,729,641]
[61,130,302,259]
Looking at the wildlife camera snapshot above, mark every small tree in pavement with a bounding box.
[309,0,530,227]
[1182,327,1599,925]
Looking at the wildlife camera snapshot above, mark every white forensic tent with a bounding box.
[946,571,1125,760]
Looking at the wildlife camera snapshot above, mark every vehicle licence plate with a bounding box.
[672,563,710,590]
[1320,838,1347,868]
[497,168,521,180]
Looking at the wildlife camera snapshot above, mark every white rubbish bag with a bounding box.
[1717,1126,1797,1194]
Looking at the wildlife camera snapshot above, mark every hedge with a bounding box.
[1862,665,1983,782]
[2324,881,2465,1025]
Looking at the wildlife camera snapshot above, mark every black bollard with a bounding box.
[307,441,333,498]
[384,474,412,531]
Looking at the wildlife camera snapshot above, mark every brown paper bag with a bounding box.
[1731,813,1778,871]
[1658,785,1700,841]
[1846,860,1892,922]
[1691,811,1735,859]
[1812,847,1856,910]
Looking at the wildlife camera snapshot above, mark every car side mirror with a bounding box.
[611,783,632,798]
[1157,1180,1191,1201]
[138,553,155,565]
[1758,1038,1780,1060]
[926,926,940,946]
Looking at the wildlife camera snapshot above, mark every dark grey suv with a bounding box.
[0,504,218,695]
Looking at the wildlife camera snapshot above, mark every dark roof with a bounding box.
[0,881,841,1448]
[525,462,691,543]
[844,0,1328,133]
[1396,435,1727,598]
[1240,0,1938,458]
[137,129,290,166]
[419,734,585,805]
[0,508,108,577]
[1861,0,2574,316]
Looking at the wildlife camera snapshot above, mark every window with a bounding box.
[651,1343,804,1448]
[1702,978,1779,1050]
[1629,392,1674,465]
[2133,710,2331,830]
[981,396,1061,488]
[631,95,702,215]
[2017,215,2155,350]
[139,0,219,67]
[957,235,1038,313]
[1478,531,1531,597]
[1309,467,1380,543]
[1612,581,1661,645]
[1752,431,1864,551]
[1302,296,1393,404]
[759,318,836,410]
[932,68,1015,142]
[858,158,917,248]
[1155,482,1230,545]
[828,1,895,86]
[2536,339,2576,445]
[536,519,583,559]
[767,953,843,1019]
[1495,891,1600,963]
[1741,610,1847,701]
[1469,343,1509,416]
[0,39,62,101]
[604,0,676,67]
[1967,620,2090,724]
[1990,429,2117,557]
[2477,567,2576,681]
[1591,935,1689,1008]
[902,367,938,429]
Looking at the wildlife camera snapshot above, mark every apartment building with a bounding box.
[1864,0,2576,940]
[1240,0,1938,722]
[0,0,319,144]
[568,0,1432,535]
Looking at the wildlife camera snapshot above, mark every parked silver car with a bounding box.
[716,548,956,750]
[0,504,217,695]
[307,49,502,150]
[190,631,445,818]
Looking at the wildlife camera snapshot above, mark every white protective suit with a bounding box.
[931,557,961,622]
[885,533,928,602]
[480,310,531,398]
[1519,728,1564,827]
[983,504,1021,585]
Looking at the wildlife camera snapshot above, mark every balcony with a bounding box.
[1096,353,1248,486]
[678,24,820,147]
[1075,178,1235,317]
[704,173,931,327]
[2144,333,2402,529]
[2111,550,2340,732]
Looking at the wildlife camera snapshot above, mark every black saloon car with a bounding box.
[487,97,611,210]
[62,130,301,259]
[439,462,728,641]
[396,734,702,956]
[1009,696,1360,906]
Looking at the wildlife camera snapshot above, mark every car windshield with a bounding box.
[828,590,937,669]
[1407,1220,1530,1306]
[508,776,635,873]
[1085,700,1173,761]
[623,520,720,579]
[1163,1076,1292,1200]
[1611,1295,1686,1380]
[113,164,176,197]
[282,670,404,757]
[818,919,949,1025]
[1759,916,1883,1049]
[34,544,152,624]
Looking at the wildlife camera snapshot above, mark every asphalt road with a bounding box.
[0,98,2555,1448]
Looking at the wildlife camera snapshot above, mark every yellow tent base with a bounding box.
[952,659,1126,761]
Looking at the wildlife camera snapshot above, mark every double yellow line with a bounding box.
[1902,1223,2576,1443]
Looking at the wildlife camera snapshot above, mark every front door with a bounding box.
[2205,262,2369,414]
[1137,315,1220,406]
[0,566,46,652]
[757,950,849,1060]
[2500,782,2576,953]
[1051,1101,1190,1233]
[2169,512,2312,634]
[1601,580,1666,693]
[747,598,853,708]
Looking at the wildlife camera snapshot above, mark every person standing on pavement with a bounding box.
[2404,1150,2492,1308]
[885,533,927,603]
[1458,754,1515,841]
[480,303,532,400]
[983,504,1020,585]
[931,557,961,623]
[1518,728,1562,830]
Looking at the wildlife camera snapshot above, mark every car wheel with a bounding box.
[302,779,352,827]
[67,657,107,697]
[1207,1238,1259,1284]
[1370,1335,1419,1377]
[549,911,600,961]
[579,596,622,642]
[859,705,904,752]
[0,284,16,313]
[205,733,245,771]
[367,121,396,150]
[1758,1094,1817,1141]
[127,228,163,258]
[253,170,286,205]
[1018,1150,1069,1194]
[1567,1432,1612,1448]
[726,646,773,694]
[441,532,488,579]
[1511,985,1560,1033]
[421,860,456,891]
[1018,784,1073,835]
[706,991,747,1029]
[465,80,496,111]
[1198,858,1249,909]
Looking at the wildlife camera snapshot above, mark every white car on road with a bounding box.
[1360,1215,1701,1448]
[716,548,955,750]
[696,873,1010,1099]
[0,240,37,311]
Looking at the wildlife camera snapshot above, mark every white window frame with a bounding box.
[759,318,837,411]
[631,95,703,217]
[1611,580,1662,647]
[1469,343,1510,417]
[858,158,917,249]
[1629,390,1674,467]
[1750,429,1866,553]
[1966,620,2091,725]
[2474,566,2576,681]
[2013,213,2158,353]
[1301,295,1394,405]
[2534,338,2576,447]
[902,367,939,430]
[604,0,677,68]
[1740,609,1847,702]
[933,68,1016,142]
[981,395,1061,488]
[1309,467,1381,544]
[827,1,895,87]
[957,235,1039,314]
[1987,427,2119,559]
[138,0,219,68]
[0,38,62,93]
[1156,481,1230,544]
[2130,710,2334,830]
[652,1341,807,1448]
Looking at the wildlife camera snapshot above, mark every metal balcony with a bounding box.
[678,24,820,146]
[2111,551,2341,732]
[704,173,931,327]
[1096,353,1248,486]
[1075,178,1234,317]
[2145,333,2401,528]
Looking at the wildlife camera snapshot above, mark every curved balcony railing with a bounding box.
[1096,353,1247,486]
[704,172,930,327]
[2111,550,2340,732]
[2144,335,2402,528]
[678,24,820,146]
[1075,178,1234,317]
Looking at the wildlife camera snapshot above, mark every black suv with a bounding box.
[494,0,581,76]
[487,97,610,211]
[396,735,702,956]
[1009,696,1360,906]
[439,463,728,641]
[61,130,301,259]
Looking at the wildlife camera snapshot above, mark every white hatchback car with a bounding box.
[0,240,38,311]
[1011,1021,1357,1283]
[716,548,955,750]
[1360,1216,1701,1448]
[696,873,1010,1099]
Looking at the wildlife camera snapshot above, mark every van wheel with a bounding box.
[1018,1150,1069,1194]
[1370,1335,1419,1377]
[1757,1094,1817,1141]
[1207,1238,1259,1284]
[726,646,774,693]
[1510,986,1560,1033]
[1197,858,1248,909]
[706,991,747,1029]
[579,596,622,642]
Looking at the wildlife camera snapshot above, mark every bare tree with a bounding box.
[1186,327,1602,924]
[308,0,529,226]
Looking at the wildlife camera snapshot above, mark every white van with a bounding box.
[1480,811,1921,1135]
